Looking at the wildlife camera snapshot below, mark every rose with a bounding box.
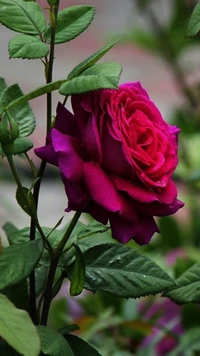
[35,81,183,245]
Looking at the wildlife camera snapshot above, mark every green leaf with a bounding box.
[70,244,85,296]
[58,325,80,335]
[181,303,200,330]
[37,326,74,356]
[1,84,36,137]
[0,294,40,356]
[82,62,122,84]
[3,226,39,245]
[159,216,182,249]
[187,0,200,37]
[168,328,200,356]
[35,266,48,297]
[13,137,33,154]
[9,34,49,59]
[16,186,32,217]
[82,244,175,298]
[0,0,46,35]
[65,335,101,356]
[2,279,29,311]
[0,137,33,157]
[67,39,120,80]
[165,262,200,303]
[3,79,64,115]
[45,5,95,44]
[2,222,18,240]
[0,240,43,290]
[78,228,114,253]
[59,74,119,95]
[0,77,7,97]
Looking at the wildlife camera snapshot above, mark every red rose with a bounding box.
[35,82,183,244]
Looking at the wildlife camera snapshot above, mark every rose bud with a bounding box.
[0,114,19,155]
[35,82,184,245]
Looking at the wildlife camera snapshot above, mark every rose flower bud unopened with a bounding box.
[35,82,184,245]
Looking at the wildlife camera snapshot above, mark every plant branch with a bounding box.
[40,211,81,325]
[46,1,60,131]
[28,0,60,325]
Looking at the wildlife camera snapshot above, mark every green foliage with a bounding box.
[3,224,39,245]
[2,222,18,239]
[81,243,175,298]
[159,216,182,249]
[181,304,200,330]
[70,244,86,296]
[0,0,46,35]
[2,279,29,311]
[0,77,7,97]
[0,83,36,137]
[187,0,200,37]
[60,62,122,95]
[37,326,74,356]
[35,266,48,297]
[0,240,43,290]
[0,137,33,157]
[9,34,49,59]
[65,334,101,356]
[165,262,200,303]
[67,39,120,80]
[16,186,35,217]
[0,293,40,356]
[45,6,95,44]
[3,80,65,113]
[168,328,200,355]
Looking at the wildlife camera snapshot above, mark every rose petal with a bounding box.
[109,214,159,244]
[112,176,159,203]
[34,144,58,166]
[84,162,122,212]
[82,112,102,163]
[156,179,177,204]
[62,175,90,212]
[87,201,109,224]
[55,102,79,137]
[136,199,184,217]
[120,81,150,99]
[51,129,84,181]
[102,126,132,178]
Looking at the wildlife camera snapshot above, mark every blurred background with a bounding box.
[1,0,200,354]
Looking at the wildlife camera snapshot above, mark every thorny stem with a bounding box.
[40,212,81,325]
[28,0,60,324]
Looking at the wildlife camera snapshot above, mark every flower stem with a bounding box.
[40,211,81,325]
[28,0,60,325]
[46,1,60,131]
[6,154,54,322]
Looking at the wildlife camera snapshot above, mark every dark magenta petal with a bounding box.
[102,124,132,178]
[34,144,58,166]
[62,175,90,212]
[87,201,109,225]
[112,176,159,203]
[137,199,184,217]
[82,112,102,163]
[55,102,79,137]
[109,214,159,244]
[84,162,122,212]
[51,129,84,181]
